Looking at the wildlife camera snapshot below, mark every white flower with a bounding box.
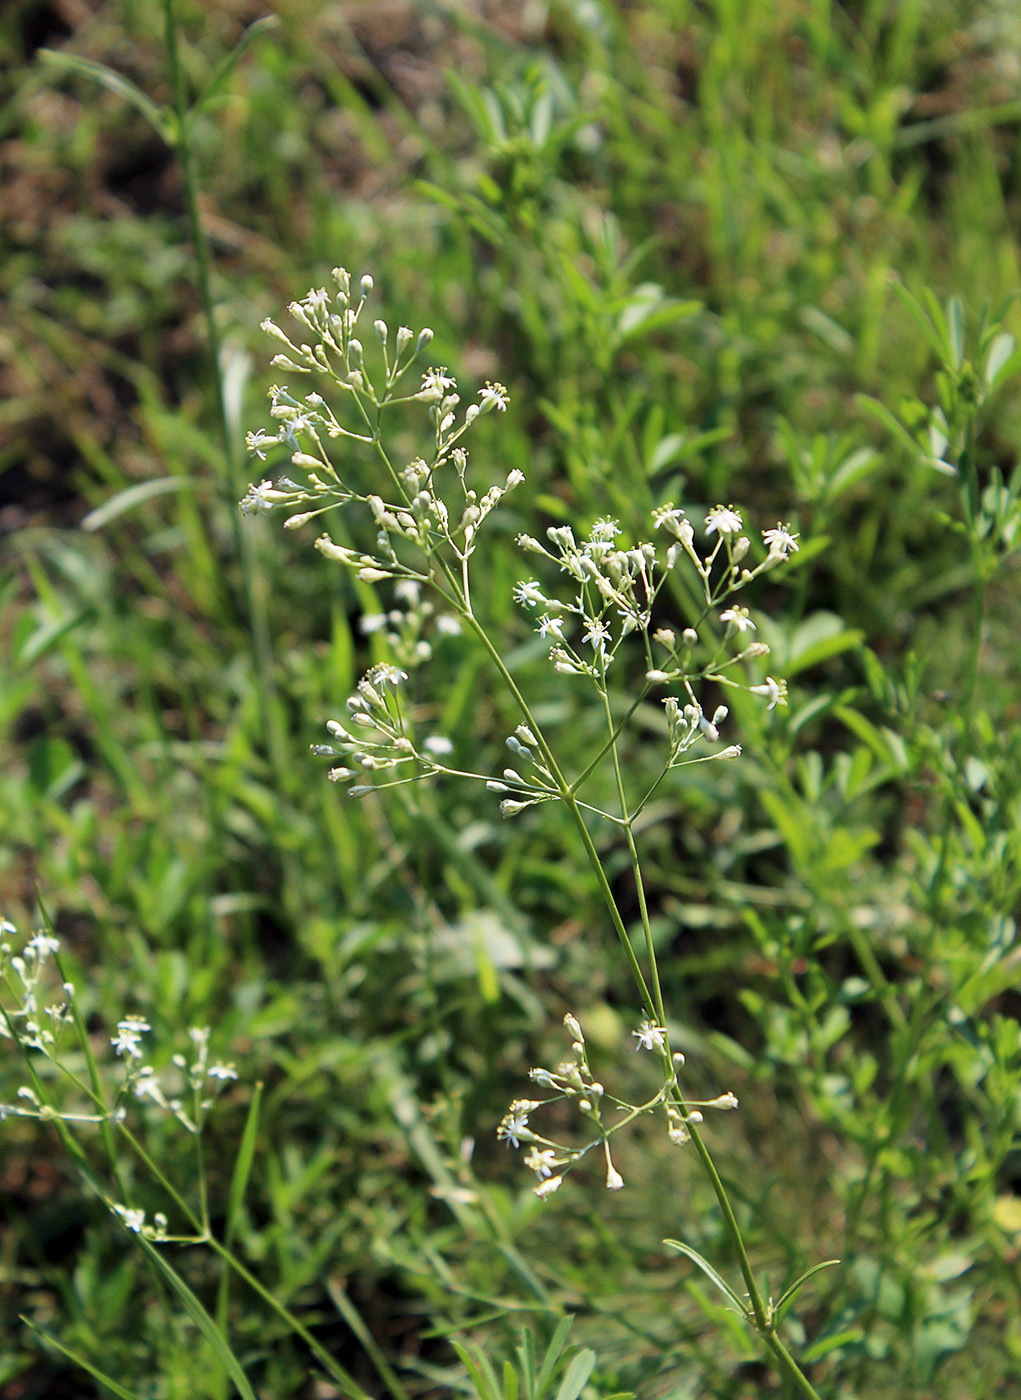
[239,480,277,516]
[418,367,457,401]
[537,614,564,640]
[517,535,545,556]
[113,1017,151,1059]
[423,735,453,756]
[633,1020,667,1051]
[208,1063,238,1081]
[524,1147,559,1180]
[652,503,686,530]
[368,664,408,688]
[749,676,787,710]
[478,381,509,413]
[582,617,611,650]
[26,933,61,957]
[703,1091,739,1110]
[719,607,755,632]
[534,1174,563,1200]
[763,522,800,559]
[705,505,743,536]
[514,580,546,607]
[245,429,278,461]
[114,1205,146,1233]
[498,1107,530,1149]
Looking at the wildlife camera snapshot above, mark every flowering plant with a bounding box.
[242,266,835,1398]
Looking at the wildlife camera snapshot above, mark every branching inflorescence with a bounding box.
[244,267,798,841]
[241,268,830,1396]
[0,916,238,1242]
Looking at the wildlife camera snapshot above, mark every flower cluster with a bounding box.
[508,506,797,792]
[484,723,561,818]
[1,917,237,1133]
[514,518,672,679]
[245,270,806,822]
[497,1013,738,1199]
[0,916,72,1058]
[317,662,461,797]
[241,267,520,578]
[109,1200,169,1242]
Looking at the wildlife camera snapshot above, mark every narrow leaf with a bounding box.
[856,393,924,459]
[21,1320,144,1400]
[663,1240,749,1314]
[38,50,172,141]
[327,1277,411,1400]
[137,1239,257,1400]
[986,339,1021,389]
[82,476,199,532]
[193,15,280,114]
[535,1317,573,1396]
[946,296,964,371]
[889,280,948,361]
[224,1082,262,1247]
[774,1259,842,1320]
[451,1341,500,1400]
[554,1350,596,1400]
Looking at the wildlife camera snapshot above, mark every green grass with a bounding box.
[2,1,1021,1396]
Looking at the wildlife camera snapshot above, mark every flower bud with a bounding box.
[705,1091,739,1110]
[360,273,374,296]
[564,1014,584,1041]
[315,536,357,564]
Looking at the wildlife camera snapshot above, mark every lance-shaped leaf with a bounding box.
[38,50,175,144]
[664,1239,749,1315]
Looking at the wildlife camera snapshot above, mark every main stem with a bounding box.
[467,620,822,1398]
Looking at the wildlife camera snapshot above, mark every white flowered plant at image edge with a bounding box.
[0,916,237,1241]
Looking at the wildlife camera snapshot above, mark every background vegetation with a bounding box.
[2,1,1021,1396]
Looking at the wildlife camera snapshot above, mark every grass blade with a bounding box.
[136,1238,257,1400]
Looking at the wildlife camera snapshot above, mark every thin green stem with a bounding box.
[763,1331,825,1400]
[427,586,829,1391]
[163,0,302,923]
